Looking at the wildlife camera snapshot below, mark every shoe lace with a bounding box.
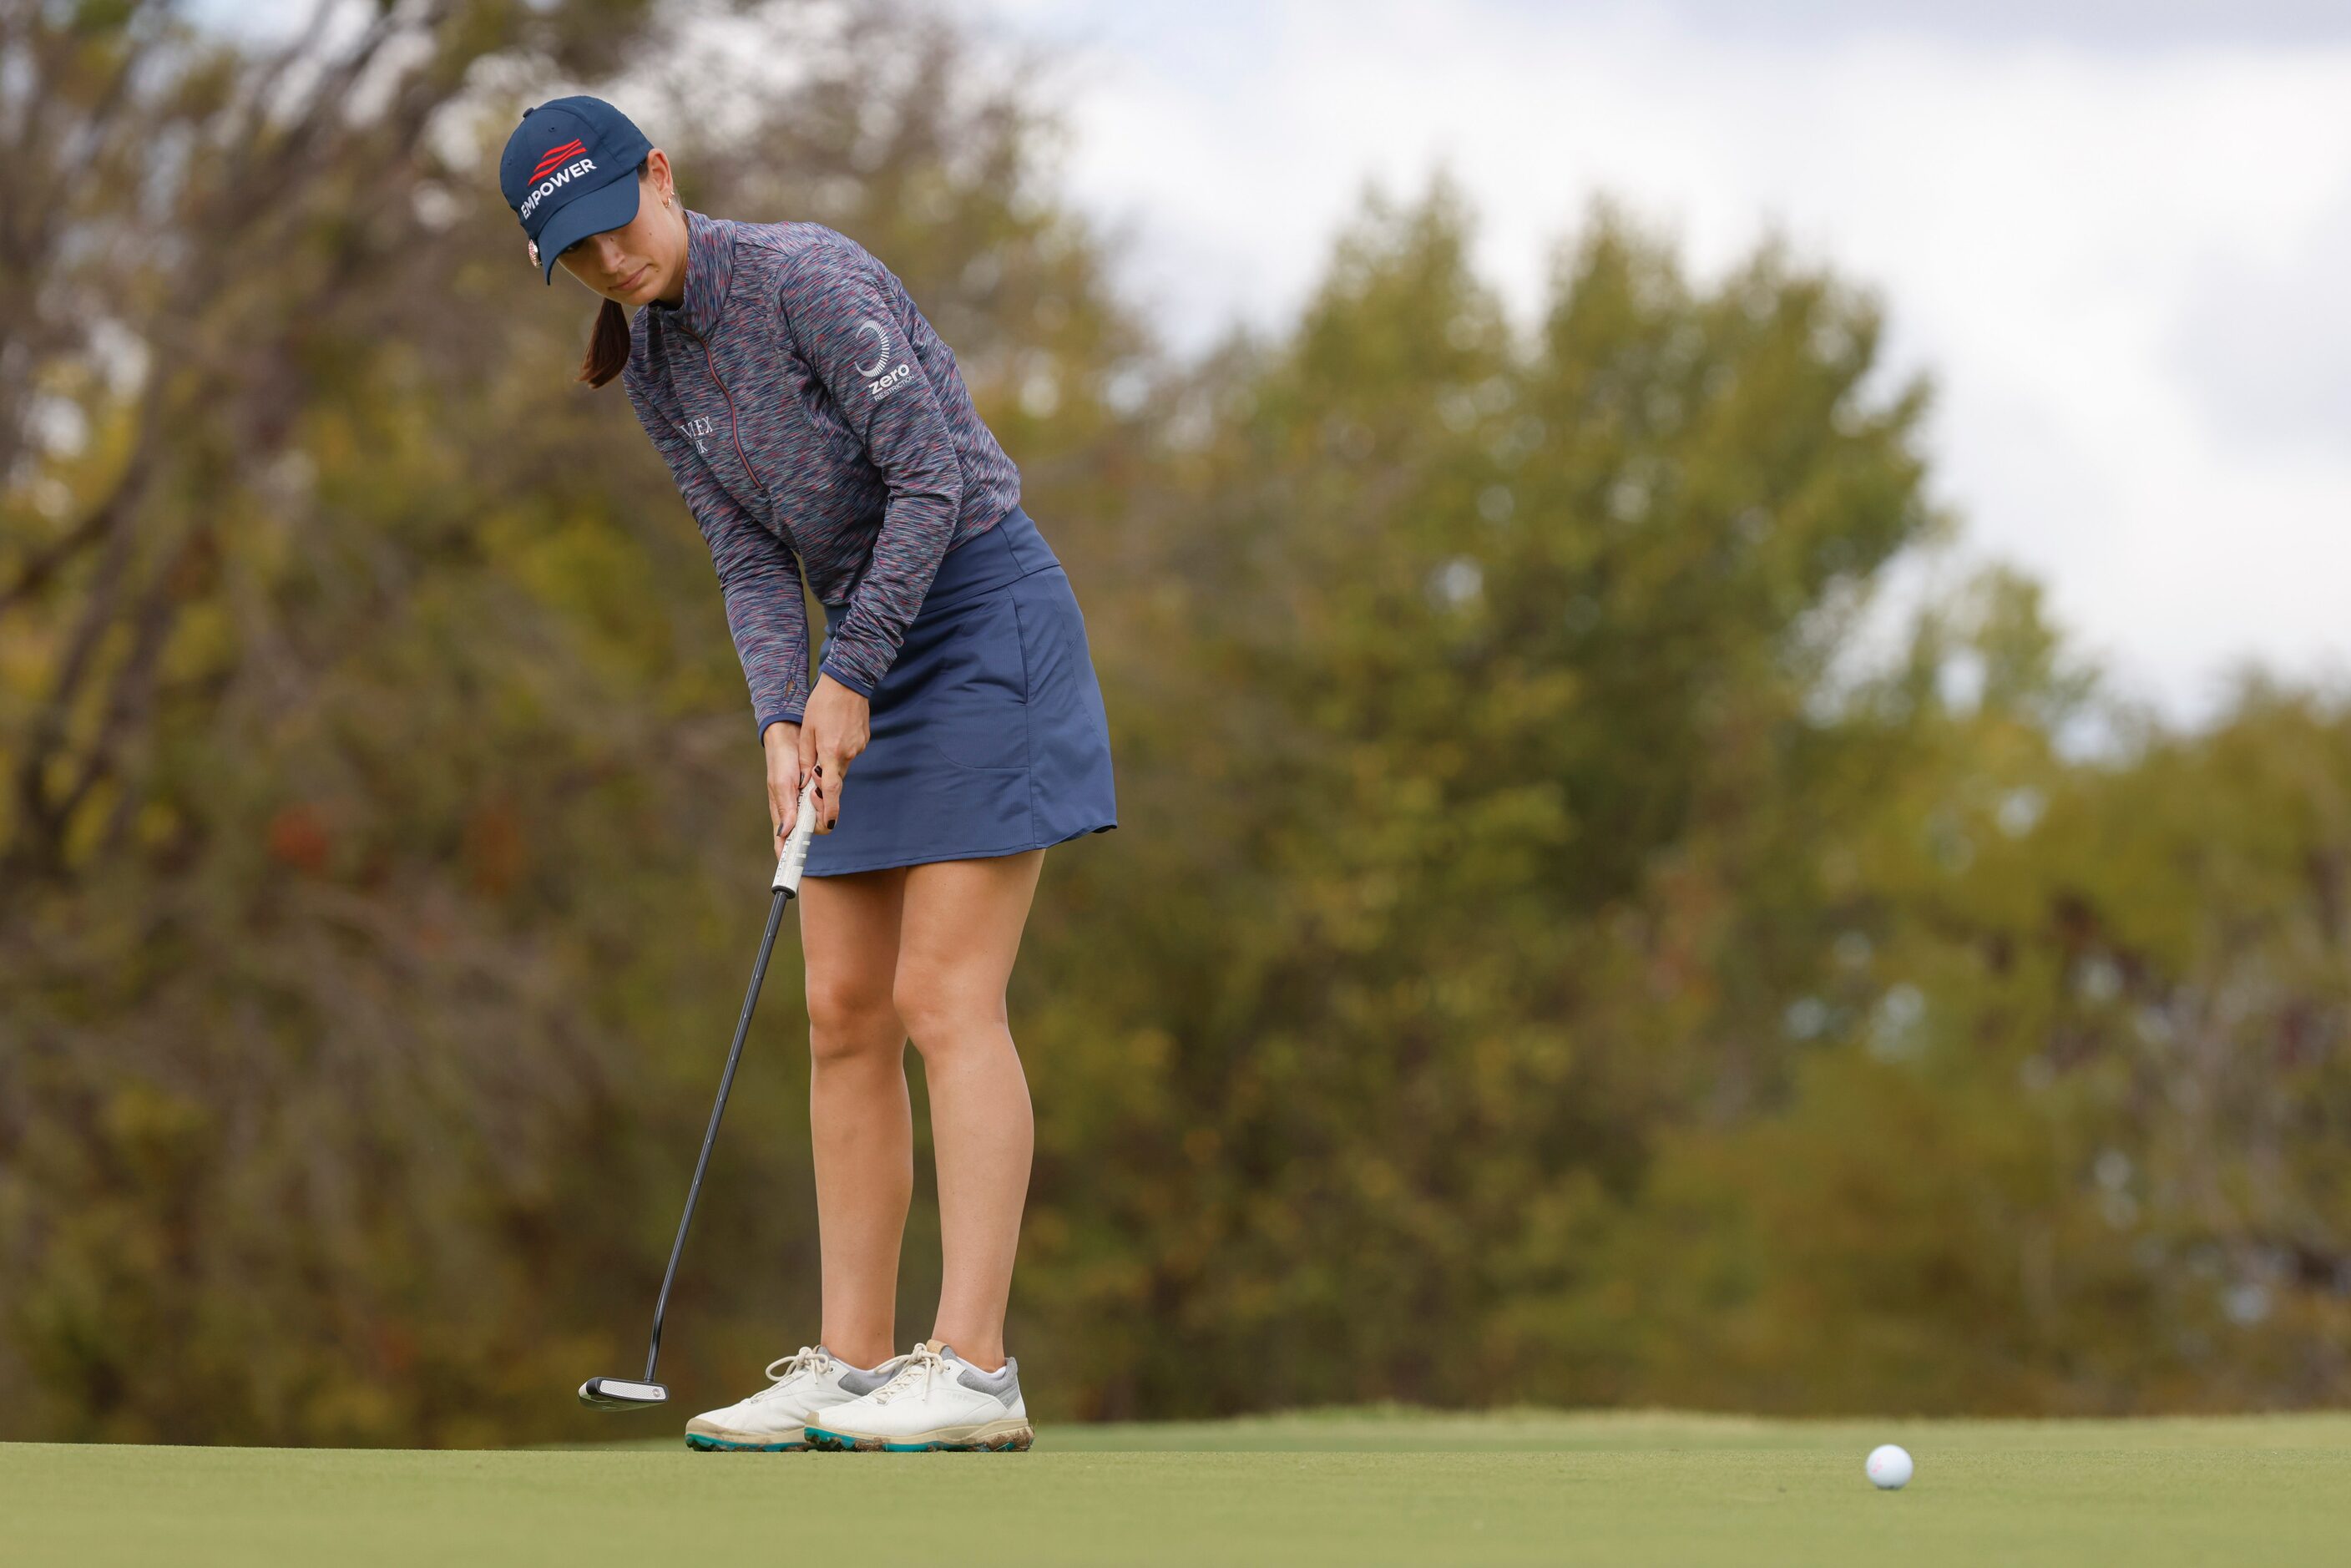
[869,1342,948,1405]
[755,1346,833,1399]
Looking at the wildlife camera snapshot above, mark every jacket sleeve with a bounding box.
[779,244,964,697]
[629,377,812,736]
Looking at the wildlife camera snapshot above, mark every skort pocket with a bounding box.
[923,586,1031,771]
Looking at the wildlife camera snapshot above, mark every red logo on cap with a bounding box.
[530,139,587,181]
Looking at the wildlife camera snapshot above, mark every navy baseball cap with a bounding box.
[499,95,654,283]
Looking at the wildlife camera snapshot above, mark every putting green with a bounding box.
[7,1408,2349,1566]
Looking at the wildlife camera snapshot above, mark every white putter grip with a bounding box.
[772,776,820,898]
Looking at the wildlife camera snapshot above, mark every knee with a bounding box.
[806,972,901,1066]
[892,968,1003,1061]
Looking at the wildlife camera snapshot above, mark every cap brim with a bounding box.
[535,174,642,284]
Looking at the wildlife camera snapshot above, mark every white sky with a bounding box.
[948,0,2351,719]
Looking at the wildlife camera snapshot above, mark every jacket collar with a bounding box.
[655,209,733,337]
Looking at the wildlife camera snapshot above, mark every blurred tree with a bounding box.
[0,0,685,1446]
[1584,604,2351,1414]
[1014,183,1947,1414]
[0,0,1146,1443]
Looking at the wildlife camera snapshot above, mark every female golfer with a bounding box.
[500,97,1114,1453]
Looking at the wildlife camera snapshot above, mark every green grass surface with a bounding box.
[8,1408,2350,1566]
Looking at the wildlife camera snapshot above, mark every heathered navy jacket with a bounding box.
[623,210,1022,732]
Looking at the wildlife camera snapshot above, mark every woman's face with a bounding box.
[553,149,686,307]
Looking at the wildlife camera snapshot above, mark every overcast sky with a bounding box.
[944,0,2351,719]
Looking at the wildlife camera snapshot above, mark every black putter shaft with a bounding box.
[581,779,818,1410]
[640,879,791,1383]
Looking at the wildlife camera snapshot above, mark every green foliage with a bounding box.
[4,1,2350,1446]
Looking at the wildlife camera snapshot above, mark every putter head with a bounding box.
[578,1375,670,1411]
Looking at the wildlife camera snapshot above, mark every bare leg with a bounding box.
[799,867,911,1371]
[892,850,1046,1373]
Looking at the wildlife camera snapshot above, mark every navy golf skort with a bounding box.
[805,505,1117,877]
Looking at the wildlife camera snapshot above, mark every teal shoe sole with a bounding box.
[803,1424,1034,1453]
[685,1433,811,1452]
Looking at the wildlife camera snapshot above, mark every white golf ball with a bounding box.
[1866,1444,1914,1490]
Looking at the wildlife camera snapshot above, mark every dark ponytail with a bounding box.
[576,157,655,389]
[579,298,629,387]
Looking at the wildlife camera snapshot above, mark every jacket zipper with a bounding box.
[680,322,766,498]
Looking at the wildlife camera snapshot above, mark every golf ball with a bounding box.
[1866,1444,1914,1490]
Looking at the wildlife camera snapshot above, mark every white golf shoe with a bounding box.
[803,1339,1034,1452]
[684,1346,905,1451]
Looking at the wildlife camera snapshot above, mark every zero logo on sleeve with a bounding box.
[856,318,914,398]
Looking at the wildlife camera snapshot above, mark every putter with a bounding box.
[579,776,822,1411]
